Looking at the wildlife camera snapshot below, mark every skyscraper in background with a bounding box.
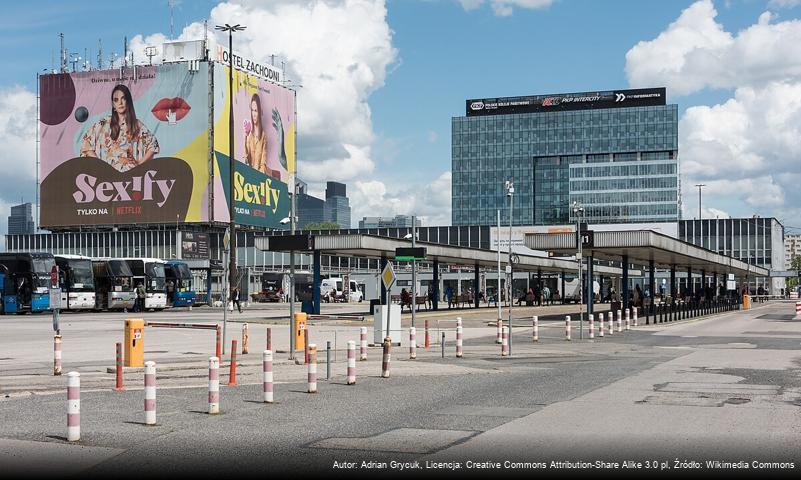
[8,203,34,235]
[324,181,351,228]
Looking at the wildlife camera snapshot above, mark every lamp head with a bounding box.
[279,217,291,225]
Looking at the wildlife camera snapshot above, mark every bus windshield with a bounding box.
[173,263,191,280]
[145,263,166,291]
[108,260,133,278]
[70,261,95,290]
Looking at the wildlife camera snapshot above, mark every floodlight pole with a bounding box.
[506,181,514,356]
[411,216,417,329]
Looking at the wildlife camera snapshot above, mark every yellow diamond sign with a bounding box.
[381,262,396,290]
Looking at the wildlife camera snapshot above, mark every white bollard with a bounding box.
[67,372,80,442]
[565,315,571,341]
[496,318,503,344]
[532,316,539,342]
[625,309,631,331]
[589,313,594,339]
[633,307,639,327]
[54,335,62,376]
[409,327,417,360]
[501,327,509,356]
[598,313,605,337]
[208,357,220,414]
[263,350,273,403]
[617,310,623,333]
[347,341,356,385]
[307,344,318,393]
[359,327,367,361]
[608,312,614,335]
[456,322,463,359]
[381,337,392,378]
[144,361,156,425]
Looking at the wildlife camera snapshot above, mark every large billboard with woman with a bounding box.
[39,64,211,227]
[211,63,294,228]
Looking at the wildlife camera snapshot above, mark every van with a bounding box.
[320,277,363,302]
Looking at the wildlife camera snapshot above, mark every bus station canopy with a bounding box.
[256,233,628,276]
[524,230,768,278]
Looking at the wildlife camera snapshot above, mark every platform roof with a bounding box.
[524,230,768,277]
[256,233,627,276]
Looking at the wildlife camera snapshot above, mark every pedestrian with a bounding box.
[232,286,242,313]
[166,279,175,305]
[400,288,411,312]
[135,282,146,312]
[426,287,434,309]
[634,284,642,307]
[543,285,551,305]
[445,285,453,309]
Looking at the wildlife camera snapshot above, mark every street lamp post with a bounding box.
[215,23,246,347]
[404,217,418,329]
[572,201,585,340]
[505,181,514,355]
[695,184,706,219]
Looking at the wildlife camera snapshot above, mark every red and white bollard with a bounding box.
[795,302,801,319]
[565,315,572,341]
[456,317,463,358]
[115,342,124,391]
[228,339,238,386]
[359,327,367,361]
[54,335,62,376]
[625,309,631,331]
[617,310,623,333]
[266,327,272,352]
[263,350,273,404]
[307,344,318,393]
[347,341,356,385]
[144,361,156,425]
[633,307,639,327]
[208,357,220,414]
[589,314,594,339]
[215,325,222,360]
[598,313,605,337]
[501,327,509,356]
[425,320,430,349]
[608,312,614,335]
[496,318,503,344]
[532,316,539,342]
[381,337,391,378]
[67,371,80,442]
[409,327,417,360]
[242,323,249,354]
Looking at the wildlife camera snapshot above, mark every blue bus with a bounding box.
[165,260,196,307]
[0,252,56,314]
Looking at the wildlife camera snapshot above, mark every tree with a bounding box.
[788,255,801,291]
[302,221,341,230]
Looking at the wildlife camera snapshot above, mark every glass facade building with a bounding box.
[452,88,679,226]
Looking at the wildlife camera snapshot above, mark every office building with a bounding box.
[786,234,801,267]
[324,181,351,228]
[452,88,679,226]
[680,217,785,293]
[359,215,422,229]
[296,181,326,228]
[7,203,34,235]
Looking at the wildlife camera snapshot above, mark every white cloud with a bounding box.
[458,0,554,16]
[0,86,37,243]
[769,0,801,8]
[625,0,801,96]
[350,171,452,226]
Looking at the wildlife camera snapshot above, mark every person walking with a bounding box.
[232,286,242,313]
[135,282,146,313]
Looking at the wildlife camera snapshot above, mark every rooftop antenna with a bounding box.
[124,36,128,67]
[59,33,67,72]
[169,0,176,40]
[97,39,103,69]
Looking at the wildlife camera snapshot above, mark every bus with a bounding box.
[54,255,96,310]
[165,260,196,307]
[0,252,55,314]
[123,258,167,310]
[92,258,136,310]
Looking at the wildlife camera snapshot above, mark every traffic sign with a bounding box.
[381,262,396,290]
[50,265,58,288]
[49,288,62,309]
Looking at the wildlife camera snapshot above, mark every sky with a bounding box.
[1,0,801,245]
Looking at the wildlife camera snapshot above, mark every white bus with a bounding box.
[123,258,168,310]
[54,254,96,310]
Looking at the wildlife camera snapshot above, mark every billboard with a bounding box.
[466,88,666,116]
[212,63,294,228]
[39,64,211,227]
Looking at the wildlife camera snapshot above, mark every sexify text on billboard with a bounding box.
[212,63,294,228]
[39,64,210,228]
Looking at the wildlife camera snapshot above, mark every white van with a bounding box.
[321,278,363,302]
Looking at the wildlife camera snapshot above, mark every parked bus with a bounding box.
[92,258,136,310]
[165,260,196,307]
[123,258,167,310]
[0,252,55,314]
[54,255,96,310]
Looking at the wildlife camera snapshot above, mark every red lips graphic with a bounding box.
[151,97,191,122]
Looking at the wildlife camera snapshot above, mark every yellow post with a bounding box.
[124,319,145,367]
[293,312,307,351]
[742,294,751,310]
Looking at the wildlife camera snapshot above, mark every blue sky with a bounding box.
[2,0,801,238]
